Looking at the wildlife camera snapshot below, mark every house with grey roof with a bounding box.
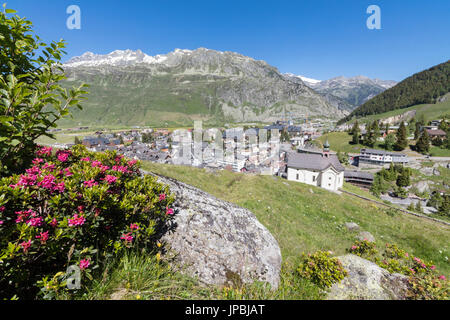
[286,142,345,191]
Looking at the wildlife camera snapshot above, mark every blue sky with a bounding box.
[6,0,450,81]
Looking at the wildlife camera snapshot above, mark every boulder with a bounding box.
[345,222,360,232]
[327,254,409,300]
[420,167,434,176]
[150,172,282,289]
[413,181,431,193]
[357,231,375,242]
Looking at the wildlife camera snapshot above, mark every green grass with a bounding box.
[429,146,450,157]
[316,132,386,154]
[141,162,450,277]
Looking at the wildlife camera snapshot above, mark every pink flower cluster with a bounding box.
[130,223,139,230]
[112,165,129,173]
[15,209,34,223]
[36,146,52,157]
[104,175,118,184]
[36,231,49,244]
[127,160,137,166]
[120,232,133,243]
[36,174,65,193]
[27,216,43,227]
[56,150,71,162]
[79,259,90,270]
[84,179,98,188]
[159,193,166,201]
[20,240,32,253]
[68,214,86,227]
[166,207,174,215]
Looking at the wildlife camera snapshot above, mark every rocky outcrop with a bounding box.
[149,172,282,289]
[327,254,409,300]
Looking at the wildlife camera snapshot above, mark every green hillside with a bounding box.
[141,162,450,275]
[346,97,450,125]
[339,60,450,124]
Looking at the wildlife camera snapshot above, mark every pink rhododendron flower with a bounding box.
[351,246,357,250]
[405,253,409,257]
[115,155,123,163]
[15,209,33,223]
[112,165,129,173]
[32,158,44,165]
[439,275,446,281]
[159,193,166,201]
[79,259,90,270]
[68,214,86,227]
[20,240,31,253]
[36,231,49,244]
[127,160,137,166]
[0,220,3,225]
[130,223,139,230]
[36,146,52,156]
[431,265,436,270]
[78,205,84,213]
[91,160,102,167]
[100,165,109,172]
[27,216,44,227]
[84,179,98,188]
[80,157,90,162]
[17,174,37,187]
[56,150,71,162]
[0,206,5,212]
[166,207,174,215]
[104,175,118,184]
[38,174,56,190]
[26,166,41,175]
[120,232,133,243]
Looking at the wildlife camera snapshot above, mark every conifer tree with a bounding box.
[351,120,360,145]
[415,130,430,154]
[395,121,408,151]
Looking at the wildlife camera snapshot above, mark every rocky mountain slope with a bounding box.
[60,48,347,127]
[287,74,397,111]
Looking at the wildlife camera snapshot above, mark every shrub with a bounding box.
[296,251,347,289]
[0,5,88,177]
[0,145,175,299]
[346,242,449,300]
[347,239,378,258]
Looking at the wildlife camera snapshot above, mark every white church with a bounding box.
[286,141,345,191]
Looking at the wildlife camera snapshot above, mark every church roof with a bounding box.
[287,152,345,172]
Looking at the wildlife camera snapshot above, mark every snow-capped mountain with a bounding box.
[64,48,192,68]
[288,74,397,110]
[284,73,321,86]
[61,48,347,127]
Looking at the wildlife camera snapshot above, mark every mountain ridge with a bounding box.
[60,48,347,127]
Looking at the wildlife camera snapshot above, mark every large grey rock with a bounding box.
[327,254,409,300]
[413,180,431,193]
[357,231,375,242]
[152,173,282,289]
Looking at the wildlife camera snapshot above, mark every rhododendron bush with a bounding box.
[0,145,174,299]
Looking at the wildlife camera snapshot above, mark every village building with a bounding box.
[285,141,345,191]
[358,148,408,166]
